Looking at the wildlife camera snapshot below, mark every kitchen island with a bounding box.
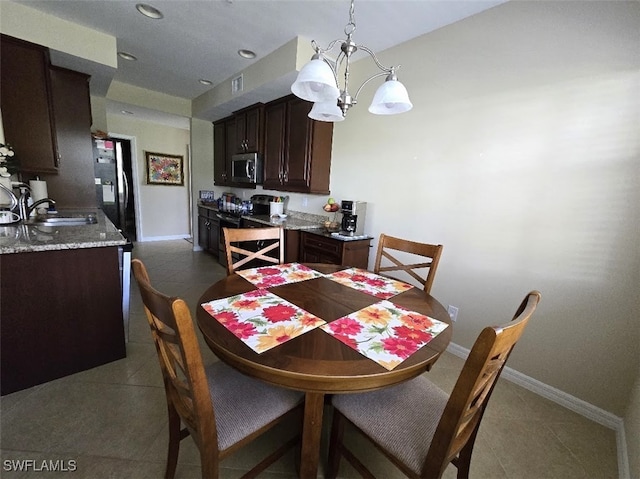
[0,209,128,395]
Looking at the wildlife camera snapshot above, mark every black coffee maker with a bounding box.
[340,200,367,236]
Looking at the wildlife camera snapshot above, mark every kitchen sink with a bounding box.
[28,213,98,227]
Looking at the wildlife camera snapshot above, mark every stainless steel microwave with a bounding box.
[231,153,263,184]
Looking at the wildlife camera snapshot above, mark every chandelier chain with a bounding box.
[344,0,356,36]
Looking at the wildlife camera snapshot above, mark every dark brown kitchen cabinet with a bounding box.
[233,104,264,153]
[213,104,264,187]
[263,95,333,194]
[198,207,219,257]
[263,101,287,189]
[213,120,228,185]
[1,246,126,395]
[45,66,97,208]
[0,34,59,174]
[300,231,371,268]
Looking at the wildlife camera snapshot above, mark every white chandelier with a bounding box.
[291,0,412,122]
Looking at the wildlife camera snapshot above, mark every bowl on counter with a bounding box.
[324,221,340,233]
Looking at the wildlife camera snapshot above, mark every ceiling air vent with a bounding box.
[231,74,243,95]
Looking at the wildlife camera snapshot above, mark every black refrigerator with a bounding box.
[93,137,137,241]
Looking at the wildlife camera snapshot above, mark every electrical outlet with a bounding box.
[447,305,459,322]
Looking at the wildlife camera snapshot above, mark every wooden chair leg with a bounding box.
[200,451,218,479]
[454,425,479,479]
[327,409,345,479]
[165,404,182,479]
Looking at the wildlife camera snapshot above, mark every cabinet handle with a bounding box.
[55,152,61,168]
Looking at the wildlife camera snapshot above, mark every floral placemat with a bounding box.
[320,300,449,370]
[201,289,325,353]
[325,267,413,299]
[236,262,324,289]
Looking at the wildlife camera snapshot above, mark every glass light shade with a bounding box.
[368,79,413,115]
[308,101,345,122]
[291,58,340,103]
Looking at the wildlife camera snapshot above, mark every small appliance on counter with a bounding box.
[340,200,367,236]
[250,194,277,217]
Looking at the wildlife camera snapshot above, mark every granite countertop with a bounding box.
[198,201,328,231]
[0,209,127,254]
[245,214,324,230]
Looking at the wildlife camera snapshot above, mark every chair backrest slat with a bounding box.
[374,234,443,293]
[223,226,285,275]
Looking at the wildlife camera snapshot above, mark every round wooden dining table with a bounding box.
[196,264,452,478]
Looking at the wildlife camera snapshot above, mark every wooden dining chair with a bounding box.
[131,259,303,479]
[374,233,443,293]
[327,290,542,479]
[223,226,284,275]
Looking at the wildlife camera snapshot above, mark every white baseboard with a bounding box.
[446,343,630,479]
[137,234,191,242]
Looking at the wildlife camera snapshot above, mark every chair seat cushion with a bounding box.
[206,361,303,451]
[332,375,448,475]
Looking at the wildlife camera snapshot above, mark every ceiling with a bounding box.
[14,0,505,126]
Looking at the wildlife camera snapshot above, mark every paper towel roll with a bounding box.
[270,201,283,216]
[29,179,48,210]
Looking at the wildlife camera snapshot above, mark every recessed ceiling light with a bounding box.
[199,79,213,86]
[118,51,138,61]
[136,3,163,19]
[238,49,256,59]
[121,110,134,115]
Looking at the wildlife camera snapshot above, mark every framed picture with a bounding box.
[145,151,184,186]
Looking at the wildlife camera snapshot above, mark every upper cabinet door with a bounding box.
[1,35,59,174]
[244,105,264,152]
[213,120,227,185]
[263,95,333,194]
[46,67,96,207]
[233,104,264,153]
[262,101,286,190]
[284,97,313,191]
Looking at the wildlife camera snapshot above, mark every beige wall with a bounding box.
[107,113,190,240]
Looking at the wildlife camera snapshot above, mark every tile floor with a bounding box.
[1,239,619,478]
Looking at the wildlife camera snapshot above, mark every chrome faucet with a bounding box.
[27,198,57,217]
[17,188,56,221]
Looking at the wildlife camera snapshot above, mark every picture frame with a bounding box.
[145,151,184,186]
